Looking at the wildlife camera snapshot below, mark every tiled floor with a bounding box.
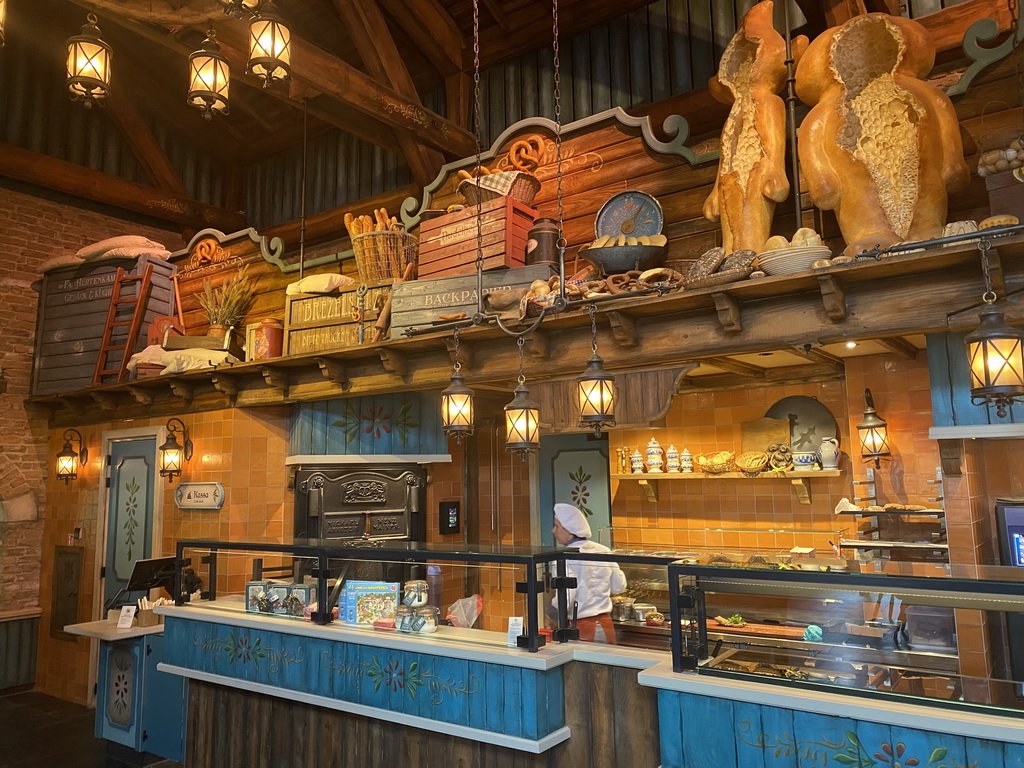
[0,691,182,768]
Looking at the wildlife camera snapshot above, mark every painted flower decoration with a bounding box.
[363,405,393,439]
[569,466,594,515]
[874,742,920,767]
[113,673,128,701]
[382,660,405,691]
[234,635,253,663]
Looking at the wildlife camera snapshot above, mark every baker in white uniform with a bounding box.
[551,503,627,644]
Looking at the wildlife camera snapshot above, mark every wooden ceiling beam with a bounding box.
[788,344,846,371]
[700,357,767,378]
[329,0,445,186]
[0,141,246,231]
[213,22,475,158]
[876,336,920,360]
[379,0,463,76]
[106,86,188,197]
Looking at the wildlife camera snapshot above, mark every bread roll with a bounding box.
[765,235,789,250]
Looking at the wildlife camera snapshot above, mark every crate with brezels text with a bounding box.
[416,196,536,279]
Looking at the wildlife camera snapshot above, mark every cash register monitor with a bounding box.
[104,556,176,612]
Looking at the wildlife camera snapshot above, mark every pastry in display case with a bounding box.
[667,560,1024,713]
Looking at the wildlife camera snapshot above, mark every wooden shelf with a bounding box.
[840,538,949,551]
[611,470,842,504]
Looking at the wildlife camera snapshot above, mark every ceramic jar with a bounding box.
[818,438,840,470]
[792,452,817,472]
[681,448,694,473]
[646,438,665,473]
[666,445,681,473]
[403,580,429,607]
[412,606,439,633]
[630,449,646,474]
[526,218,561,266]
[253,318,284,359]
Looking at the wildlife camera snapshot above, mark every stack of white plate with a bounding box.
[758,246,832,275]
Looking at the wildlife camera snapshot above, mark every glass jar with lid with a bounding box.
[412,606,439,633]
[395,605,415,632]
[403,580,429,607]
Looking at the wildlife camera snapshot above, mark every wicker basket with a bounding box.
[735,451,769,477]
[351,230,418,283]
[698,451,735,474]
[458,171,541,207]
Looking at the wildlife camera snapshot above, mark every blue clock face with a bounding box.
[595,191,664,239]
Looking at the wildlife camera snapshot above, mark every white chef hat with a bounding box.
[553,503,591,539]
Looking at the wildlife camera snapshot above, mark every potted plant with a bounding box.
[197,265,257,337]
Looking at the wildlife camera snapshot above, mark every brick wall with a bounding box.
[0,185,183,615]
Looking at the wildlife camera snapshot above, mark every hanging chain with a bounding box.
[453,327,463,373]
[979,238,997,304]
[517,337,526,385]
[472,0,484,274]
[552,0,565,250]
[588,303,598,355]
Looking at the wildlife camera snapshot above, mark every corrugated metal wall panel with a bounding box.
[0,41,226,208]
[0,617,38,691]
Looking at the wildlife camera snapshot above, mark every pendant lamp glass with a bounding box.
[577,304,615,435]
[66,13,112,107]
[56,429,88,485]
[0,0,7,46]
[505,338,540,459]
[442,329,475,442]
[856,388,891,468]
[247,1,291,86]
[965,303,1024,418]
[188,30,230,120]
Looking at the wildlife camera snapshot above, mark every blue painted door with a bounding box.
[96,638,144,749]
[538,434,611,547]
[141,634,185,762]
[104,438,156,610]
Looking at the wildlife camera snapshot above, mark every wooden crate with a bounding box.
[284,282,391,356]
[31,255,176,395]
[417,196,536,279]
[390,264,555,338]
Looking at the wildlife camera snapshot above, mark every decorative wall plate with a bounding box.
[595,190,664,239]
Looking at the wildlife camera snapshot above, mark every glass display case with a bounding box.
[666,560,1024,715]
[173,537,564,651]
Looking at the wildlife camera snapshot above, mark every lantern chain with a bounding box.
[588,303,598,355]
[552,0,565,252]
[517,337,526,385]
[472,0,484,277]
[978,237,997,304]
[453,327,463,373]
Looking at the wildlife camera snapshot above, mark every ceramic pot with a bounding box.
[681,448,694,473]
[254,318,283,359]
[207,323,228,338]
[818,438,840,470]
[792,452,817,472]
[666,445,681,473]
[630,450,645,474]
[646,438,665,473]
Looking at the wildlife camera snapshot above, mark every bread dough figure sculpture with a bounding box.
[796,14,968,258]
[703,1,806,254]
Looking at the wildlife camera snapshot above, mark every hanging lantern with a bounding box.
[856,388,891,469]
[505,338,540,459]
[188,30,230,120]
[441,329,475,442]
[247,1,291,86]
[965,303,1024,418]
[66,13,112,107]
[55,429,88,485]
[217,0,262,19]
[576,304,616,435]
[159,418,193,482]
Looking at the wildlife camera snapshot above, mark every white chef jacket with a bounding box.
[554,538,627,619]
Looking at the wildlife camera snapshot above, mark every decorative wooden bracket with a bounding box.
[444,338,473,370]
[211,373,240,401]
[316,357,348,386]
[637,478,658,502]
[126,386,155,406]
[90,391,120,411]
[169,381,194,404]
[525,330,550,360]
[711,292,742,333]
[261,366,290,392]
[58,395,89,415]
[938,439,963,477]
[817,275,848,322]
[607,311,639,347]
[791,477,812,505]
[379,349,408,378]
[877,337,919,360]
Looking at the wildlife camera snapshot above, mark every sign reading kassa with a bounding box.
[174,482,225,510]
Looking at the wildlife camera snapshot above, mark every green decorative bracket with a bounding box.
[946,7,1024,98]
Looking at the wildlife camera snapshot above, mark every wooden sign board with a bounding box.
[31,255,176,395]
[174,482,225,510]
[740,417,790,453]
[390,264,555,338]
[284,284,391,356]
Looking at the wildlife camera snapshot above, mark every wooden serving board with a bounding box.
[706,620,806,640]
[740,417,790,453]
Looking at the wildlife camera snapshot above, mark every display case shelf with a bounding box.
[611,470,842,504]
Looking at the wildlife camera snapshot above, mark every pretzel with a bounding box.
[638,267,684,288]
[606,273,633,294]
[509,134,544,172]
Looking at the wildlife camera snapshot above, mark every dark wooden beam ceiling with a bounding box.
[380,0,463,76]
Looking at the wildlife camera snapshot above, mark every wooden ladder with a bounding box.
[92,263,154,386]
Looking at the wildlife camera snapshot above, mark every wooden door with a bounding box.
[104,438,156,610]
[538,433,611,547]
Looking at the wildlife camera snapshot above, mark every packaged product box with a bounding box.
[288,584,317,614]
[245,580,269,613]
[342,581,399,625]
[268,584,290,615]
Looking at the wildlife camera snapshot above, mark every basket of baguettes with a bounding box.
[344,207,418,284]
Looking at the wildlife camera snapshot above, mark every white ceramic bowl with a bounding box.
[759,246,832,275]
